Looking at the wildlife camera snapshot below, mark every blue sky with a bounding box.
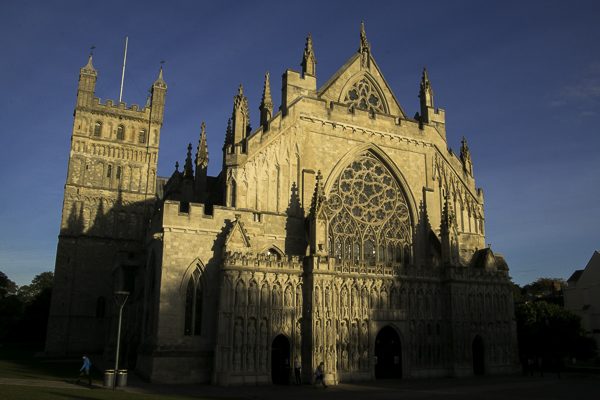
[0,0,598,286]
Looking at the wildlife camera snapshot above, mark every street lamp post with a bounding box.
[113,290,129,390]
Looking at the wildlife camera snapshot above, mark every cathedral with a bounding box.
[46,24,519,384]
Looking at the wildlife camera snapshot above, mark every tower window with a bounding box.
[94,122,102,137]
[116,166,121,179]
[138,129,146,144]
[107,165,112,178]
[117,125,125,140]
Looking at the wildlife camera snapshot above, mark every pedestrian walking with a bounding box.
[76,355,92,386]
[294,357,302,384]
[314,361,327,388]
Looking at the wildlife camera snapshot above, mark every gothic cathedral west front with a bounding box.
[46,24,519,384]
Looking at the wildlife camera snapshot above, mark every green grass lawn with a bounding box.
[0,343,221,399]
[0,343,81,381]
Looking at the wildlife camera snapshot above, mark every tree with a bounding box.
[0,271,18,298]
[16,272,54,345]
[521,277,566,305]
[17,271,54,303]
[0,271,22,340]
[515,300,597,365]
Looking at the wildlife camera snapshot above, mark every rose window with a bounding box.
[325,152,412,265]
[343,78,386,114]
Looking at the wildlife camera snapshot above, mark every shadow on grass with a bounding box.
[0,343,81,381]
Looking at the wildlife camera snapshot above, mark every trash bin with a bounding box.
[103,369,115,387]
[116,369,128,387]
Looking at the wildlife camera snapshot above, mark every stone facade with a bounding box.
[46,25,519,384]
[565,251,600,350]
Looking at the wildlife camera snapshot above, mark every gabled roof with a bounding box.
[567,269,584,283]
[469,248,507,271]
[317,52,407,118]
[578,250,600,282]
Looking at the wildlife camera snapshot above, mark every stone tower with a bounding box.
[45,54,166,355]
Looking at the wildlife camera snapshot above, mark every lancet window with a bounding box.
[117,125,125,141]
[184,266,203,336]
[325,152,412,265]
[343,78,386,114]
[94,121,102,137]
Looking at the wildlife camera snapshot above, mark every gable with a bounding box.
[580,251,600,285]
[318,53,406,118]
[224,215,251,251]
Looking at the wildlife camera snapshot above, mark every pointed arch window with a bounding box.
[324,152,412,265]
[344,77,387,114]
[117,125,125,141]
[184,266,203,336]
[228,180,237,208]
[138,129,146,144]
[94,121,102,137]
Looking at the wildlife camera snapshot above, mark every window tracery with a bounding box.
[344,78,386,114]
[184,266,203,336]
[325,152,411,265]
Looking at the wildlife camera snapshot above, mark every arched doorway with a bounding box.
[375,326,402,379]
[271,334,290,384]
[472,335,485,376]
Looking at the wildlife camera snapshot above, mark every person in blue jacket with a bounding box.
[76,355,92,386]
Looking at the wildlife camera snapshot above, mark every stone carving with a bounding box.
[248,281,258,306]
[296,285,302,311]
[260,318,268,370]
[260,284,269,310]
[247,318,256,369]
[284,285,292,308]
[233,318,243,370]
[341,286,349,318]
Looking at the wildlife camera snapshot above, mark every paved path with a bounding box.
[1,373,599,399]
[121,373,600,400]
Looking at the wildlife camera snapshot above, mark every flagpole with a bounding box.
[119,36,128,103]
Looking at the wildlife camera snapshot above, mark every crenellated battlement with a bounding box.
[77,97,153,121]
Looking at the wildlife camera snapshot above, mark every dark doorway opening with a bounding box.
[271,334,290,384]
[472,335,485,376]
[375,326,402,379]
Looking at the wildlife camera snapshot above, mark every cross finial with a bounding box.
[89,45,96,56]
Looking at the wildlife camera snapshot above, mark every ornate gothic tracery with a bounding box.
[344,78,386,113]
[326,152,412,264]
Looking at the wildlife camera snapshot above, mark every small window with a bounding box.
[117,125,125,140]
[116,166,121,179]
[138,129,146,144]
[107,165,112,178]
[94,122,102,137]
